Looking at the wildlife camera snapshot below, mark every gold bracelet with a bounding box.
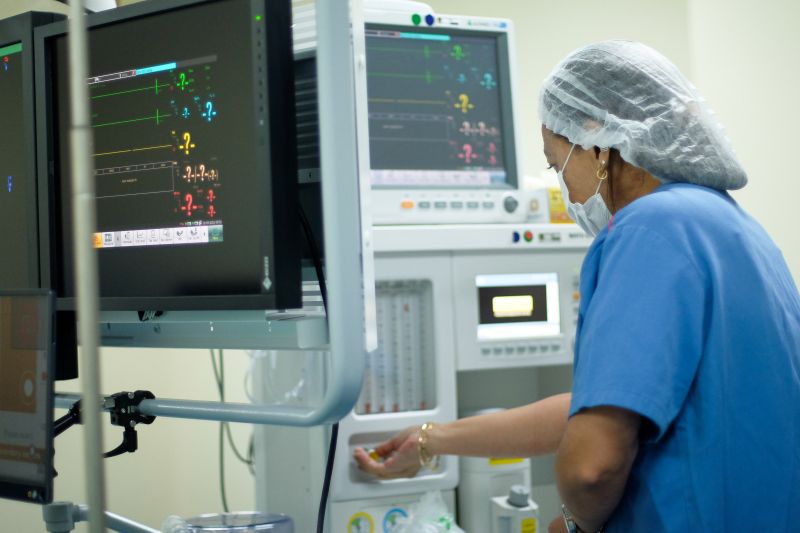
[417,422,441,471]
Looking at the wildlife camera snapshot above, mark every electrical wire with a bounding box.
[298,206,327,314]
[207,206,333,521]
[211,348,256,513]
[211,349,230,513]
[298,205,336,533]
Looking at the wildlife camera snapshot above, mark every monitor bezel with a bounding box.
[0,288,55,505]
[363,20,519,192]
[34,0,300,312]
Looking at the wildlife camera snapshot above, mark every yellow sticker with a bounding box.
[548,187,571,224]
[347,512,374,533]
[488,457,524,465]
[521,517,537,533]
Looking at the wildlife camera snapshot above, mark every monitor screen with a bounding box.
[0,291,54,504]
[43,0,299,310]
[365,24,516,189]
[476,273,560,340]
[0,40,36,288]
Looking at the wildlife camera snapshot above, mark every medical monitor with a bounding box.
[0,13,78,382]
[36,0,300,311]
[364,10,524,225]
[0,13,59,290]
[0,290,55,504]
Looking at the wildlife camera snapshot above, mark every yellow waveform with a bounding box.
[94,144,173,157]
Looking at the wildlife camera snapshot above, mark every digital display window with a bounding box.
[365,24,516,189]
[56,41,234,251]
[476,273,560,340]
[47,0,299,309]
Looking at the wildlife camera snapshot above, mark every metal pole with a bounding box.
[66,1,107,531]
[316,0,367,424]
[74,505,161,533]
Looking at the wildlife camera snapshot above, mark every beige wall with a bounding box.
[0,349,256,532]
[688,0,800,283]
[2,0,69,17]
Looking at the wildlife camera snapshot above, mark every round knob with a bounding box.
[507,484,530,508]
[503,195,519,213]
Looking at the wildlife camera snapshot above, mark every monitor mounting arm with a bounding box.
[54,390,156,459]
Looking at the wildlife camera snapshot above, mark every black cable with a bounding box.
[298,206,327,314]
[317,422,338,533]
[297,205,337,533]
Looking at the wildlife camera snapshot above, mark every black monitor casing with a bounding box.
[35,0,300,312]
[0,12,77,381]
[0,12,59,291]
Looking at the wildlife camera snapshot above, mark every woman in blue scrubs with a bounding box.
[355,40,800,532]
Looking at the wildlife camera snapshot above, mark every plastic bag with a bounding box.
[395,491,466,533]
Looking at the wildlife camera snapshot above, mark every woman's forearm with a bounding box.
[426,393,571,458]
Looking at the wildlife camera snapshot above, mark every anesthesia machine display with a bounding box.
[365,12,525,225]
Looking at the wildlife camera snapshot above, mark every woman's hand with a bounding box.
[548,516,568,533]
[353,426,422,479]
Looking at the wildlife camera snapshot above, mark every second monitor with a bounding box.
[365,10,524,225]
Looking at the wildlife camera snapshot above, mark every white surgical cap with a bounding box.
[539,40,747,190]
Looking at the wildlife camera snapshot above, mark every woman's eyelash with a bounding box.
[546,164,555,170]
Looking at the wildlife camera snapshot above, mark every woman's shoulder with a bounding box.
[614,182,736,231]
[597,182,746,269]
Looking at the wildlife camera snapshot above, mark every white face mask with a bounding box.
[556,143,612,237]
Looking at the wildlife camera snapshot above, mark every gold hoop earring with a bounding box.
[596,166,608,181]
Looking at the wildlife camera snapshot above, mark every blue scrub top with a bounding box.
[571,183,800,532]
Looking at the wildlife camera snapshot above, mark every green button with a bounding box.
[411,13,422,25]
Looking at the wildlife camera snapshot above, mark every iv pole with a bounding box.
[66,0,107,531]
